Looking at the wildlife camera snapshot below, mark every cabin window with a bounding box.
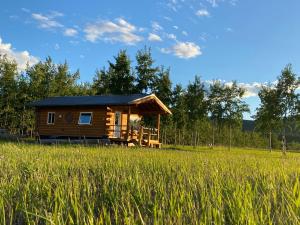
[78,112,92,125]
[47,112,55,124]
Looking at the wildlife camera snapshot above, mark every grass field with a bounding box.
[1,142,300,224]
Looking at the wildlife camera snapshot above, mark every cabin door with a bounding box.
[114,111,122,138]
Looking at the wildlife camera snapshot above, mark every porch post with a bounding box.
[157,114,160,141]
[126,106,131,140]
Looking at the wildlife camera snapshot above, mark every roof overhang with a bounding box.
[129,94,172,115]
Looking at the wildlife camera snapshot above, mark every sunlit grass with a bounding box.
[1,142,300,224]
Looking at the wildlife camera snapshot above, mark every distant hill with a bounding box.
[242,119,300,143]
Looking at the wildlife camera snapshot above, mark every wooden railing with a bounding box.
[106,125,128,139]
[107,125,160,145]
[138,126,159,146]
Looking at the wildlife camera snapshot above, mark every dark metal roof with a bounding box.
[30,94,149,107]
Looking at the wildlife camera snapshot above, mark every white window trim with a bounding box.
[78,112,93,125]
[47,112,55,125]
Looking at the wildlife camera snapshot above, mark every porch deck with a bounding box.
[108,125,161,148]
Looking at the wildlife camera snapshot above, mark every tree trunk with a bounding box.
[269,131,272,152]
[282,116,287,155]
[194,131,197,148]
[174,126,177,146]
[212,121,215,149]
[229,124,232,150]
[282,135,287,155]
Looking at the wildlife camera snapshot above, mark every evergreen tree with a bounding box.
[52,62,80,96]
[26,57,80,99]
[185,76,207,123]
[153,66,172,106]
[25,57,56,100]
[15,72,32,135]
[92,68,110,95]
[108,50,135,94]
[171,84,187,129]
[135,47,158,94]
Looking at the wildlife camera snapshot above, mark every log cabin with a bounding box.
[30,94,171,148]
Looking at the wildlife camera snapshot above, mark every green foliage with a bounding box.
[0,56,19,131]
[0,56,82,134]
[92,68,111,95]
[135,47,158,94]
[277,64,300,119]
[255,85,281,132]
[276,65,300,151]
[222,81,250,126]
[2,143,300,224]
[1,47,300,149]
[171,84,187,129]
[255,65,300,151]
[108,50,135,94]
[208,80,225,126]
[153,66,172,107]
[185,76,207,123]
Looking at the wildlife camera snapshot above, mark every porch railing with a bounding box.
[138,126,159,146]
[107,125,160,144]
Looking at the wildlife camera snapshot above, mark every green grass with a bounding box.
[1,142,300,224]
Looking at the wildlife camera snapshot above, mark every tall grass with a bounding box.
[0,142,300,224]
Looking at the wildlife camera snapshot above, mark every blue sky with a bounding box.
[1,0,300,118]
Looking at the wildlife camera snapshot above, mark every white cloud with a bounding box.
[161,41,202,59]
[84,18,143,45]
[64,28,78,37]
[182,31,188,36]
[206,0,238,7]
[32,13,63,29]
[138,27,146,32]
[166,33,177,40]
[0,37,39,71]
[173,25,179,30]
[238,82,263,98]
[196,9,210,17]
[166,0,181,12]
[148,33,162,42]
[222,81,262,98]
[152,21,163,31]
[205,80,265,98]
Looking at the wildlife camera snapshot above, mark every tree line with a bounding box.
[0,48,299,151]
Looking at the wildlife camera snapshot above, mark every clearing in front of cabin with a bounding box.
[0,142,300,224]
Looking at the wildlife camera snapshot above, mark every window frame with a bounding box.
[47,112,55,125]
[78,112,93,125]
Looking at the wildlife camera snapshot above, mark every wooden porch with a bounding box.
[104,94,171,148]
[106,115,161,148]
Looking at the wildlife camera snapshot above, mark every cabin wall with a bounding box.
[36,106,107,138]
[106,106,130,139]
[35,104,160,141]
